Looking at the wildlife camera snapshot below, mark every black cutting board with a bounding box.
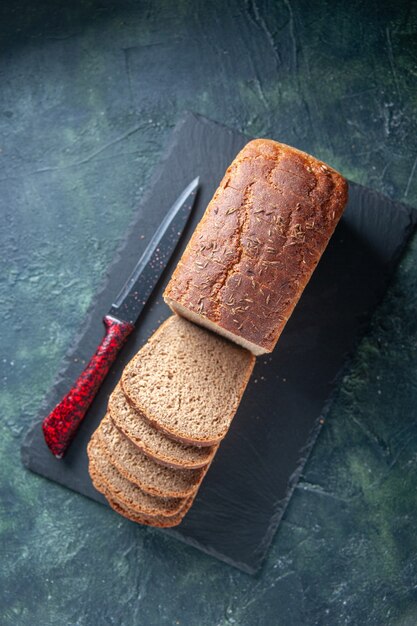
[21,112,417,574]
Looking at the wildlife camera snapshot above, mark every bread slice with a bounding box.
[164,139,348,355]
[90,461,191,528]
[96,414,206,498]
[107,495,191,528]
[87,434,187,517]
[121,315,255,446]
[109,383,217,470]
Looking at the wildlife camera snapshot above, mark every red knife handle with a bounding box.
[42,315,134,458]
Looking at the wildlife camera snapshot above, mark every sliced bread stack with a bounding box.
[88,315,255,527]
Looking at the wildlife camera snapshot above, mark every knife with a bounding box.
[42,177,199,458]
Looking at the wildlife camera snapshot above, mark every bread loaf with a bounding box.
[164,139,348,355]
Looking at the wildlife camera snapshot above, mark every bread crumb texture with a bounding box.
[122,316,255,444]
[109,383,217,469]
[97,414,205,498]
[87,433,187,517]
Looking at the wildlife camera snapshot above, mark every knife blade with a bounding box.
[42,177,199,458]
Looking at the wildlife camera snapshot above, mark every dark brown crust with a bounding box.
[95,414,208,499]
[163,139,348,354]
[108,384,218,470]
[90,462,191,527]
[87,436,188,518]
[106,496,189,528]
